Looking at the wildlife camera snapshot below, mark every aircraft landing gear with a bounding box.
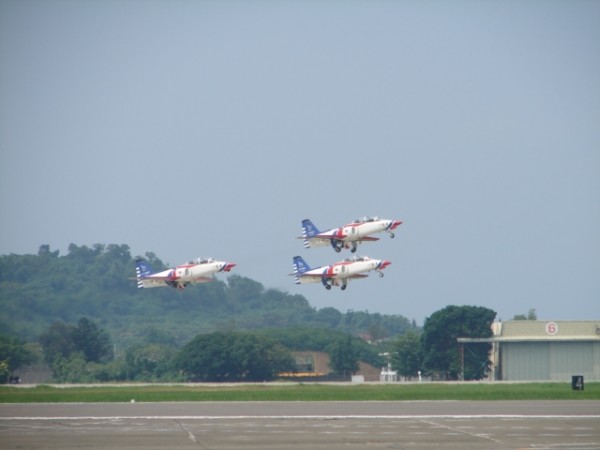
[325,285,332,290]
[378,271,384,278]
[341,284,347,290]
[331,240,343,252]
[390,232,395,238]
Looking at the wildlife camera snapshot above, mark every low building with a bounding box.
[279,351,381,381]
[458,321,600,381]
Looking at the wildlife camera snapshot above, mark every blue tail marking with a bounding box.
[135,259,153,288]
[301,219,320,238]
[292,256,312,284]
[301,219,321,249]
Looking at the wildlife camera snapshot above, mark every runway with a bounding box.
[2,401,599,449]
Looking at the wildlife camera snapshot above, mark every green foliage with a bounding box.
[72,318,113,363]
[124,343,179,381]
[513,308,537,321]
[0,245,413,350]
[1,244,417,382]
[2,383,600,403]
[421,305,496,380]
[38,318,113,381]
[327,335,360,377]
[257,327,384,368]
[39,319,112,365]
[0,334,36,382]
[39,322,77,364]
[0,361,9,383]
[390,330,422,378]
[51,352,102,383]
[174,332,296,381]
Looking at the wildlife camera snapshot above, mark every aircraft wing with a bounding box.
[138,274,212,282]
[301,272,368,281]
[358,237,379,242]
[301,237,332,246]
[307,235,379,242]
[190,276,213,284]
[137,278,169,288]
[140,275,172,281]
[295,274,323,284]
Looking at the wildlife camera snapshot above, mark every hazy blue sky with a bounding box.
[1,0,598,324]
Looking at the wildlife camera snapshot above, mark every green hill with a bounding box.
[0,244,415,350]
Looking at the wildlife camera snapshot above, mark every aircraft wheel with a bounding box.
[325,285,332,290]
[335,247,341,253]
[379,272,384,278]
[351,247,357,253]
[390,233,395,238]
[341,285,347,290]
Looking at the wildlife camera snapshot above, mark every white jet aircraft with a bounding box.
[300,216,403,252]
[291,255,391,290]
[135,257,236,290]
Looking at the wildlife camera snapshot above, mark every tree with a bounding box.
[174,332,295,382]
[316,307,343,328]
[125,343,177,381]
[51,352,90,383]
[421,305,496,380]
[72,318,113,363]
[513,308,537,321]
[257,327,384,369]
[37,245,59,258]
[0,334,36,382]
[390,331,422,378]
[39,322,77,364]
[41,319,112,365]
[327,335,360,378]
[1,245,413,363]
[0,360,9,383]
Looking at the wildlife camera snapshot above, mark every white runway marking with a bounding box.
[2,414,600,420]
[420,418,503,444]
[175,421,198,444]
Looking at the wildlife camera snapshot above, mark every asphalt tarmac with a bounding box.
[1,401,599,449]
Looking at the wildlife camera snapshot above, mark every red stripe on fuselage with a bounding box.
[328,260,353,277]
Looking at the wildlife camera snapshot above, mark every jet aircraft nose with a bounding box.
[379,260,392,269]
[223,262,236,272]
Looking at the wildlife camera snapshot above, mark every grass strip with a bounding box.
[1,382,598,403]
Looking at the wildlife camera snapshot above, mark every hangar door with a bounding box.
[501,341,595,381]
[501,342,549,380]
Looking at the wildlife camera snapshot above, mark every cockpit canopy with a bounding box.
[194,257,214,264]
[343,256,371,262]
[353,216,379,223]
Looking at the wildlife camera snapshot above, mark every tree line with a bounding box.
[0,244,415,348]
[390,305,497,380]
[2,304,497,383]
[1,321,387,382]
[1,245,498,382]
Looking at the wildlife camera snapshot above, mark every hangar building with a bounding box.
[458,321,600,381]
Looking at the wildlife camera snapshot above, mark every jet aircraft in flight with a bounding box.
[291,255,391,290]
[135,257,236,290]
[300,216,402,252]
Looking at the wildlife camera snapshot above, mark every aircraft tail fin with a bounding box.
[292,256,311,284]
[135,259,153,288]
[301,219,320,248]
